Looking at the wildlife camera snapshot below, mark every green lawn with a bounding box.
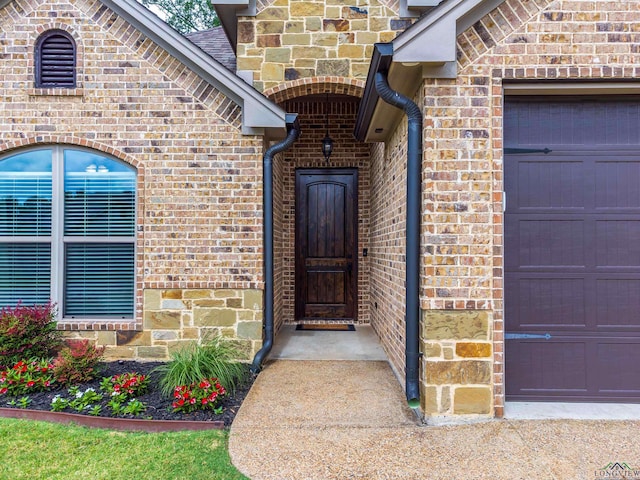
[0,418,248,480]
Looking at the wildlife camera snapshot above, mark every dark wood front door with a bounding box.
[295,169,358,322]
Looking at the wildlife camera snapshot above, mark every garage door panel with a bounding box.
[513,160,585,210]
[596,279,640,328]
[597,342,640,394]
[595,161,640,210]
[506,341,588,395]
[506,276,586,329]
[507,218,585,268]
[505,98,640,146]
[595,220,640,267]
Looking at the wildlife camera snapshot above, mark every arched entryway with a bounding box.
[267,78,371,333]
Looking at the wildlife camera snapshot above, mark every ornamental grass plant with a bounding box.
[153,335,249,397]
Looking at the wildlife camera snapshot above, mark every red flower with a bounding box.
[0,388,7,394]
[26,381,35,387]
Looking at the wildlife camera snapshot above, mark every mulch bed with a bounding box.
[0,361,256,428]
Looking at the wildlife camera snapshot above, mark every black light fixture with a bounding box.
[321,93,333,162]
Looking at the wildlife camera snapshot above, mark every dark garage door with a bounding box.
[505,96,640,402]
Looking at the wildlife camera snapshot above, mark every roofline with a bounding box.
[0,0,285,136]
[355,0,506,142]
[393,0,505,65]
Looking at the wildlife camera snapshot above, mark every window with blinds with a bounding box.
[35,30,76,88]
[0,147,136,319]
[0,150,52,306]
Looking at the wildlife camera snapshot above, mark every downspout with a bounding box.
[251,113,300,373]
[374,71,422,408]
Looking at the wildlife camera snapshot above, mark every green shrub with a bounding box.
[52,340,105,385]
[0,303,62,368]
[153,335,248,397]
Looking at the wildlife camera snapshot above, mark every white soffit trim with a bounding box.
[504,82,640,95]
[400,0,447,19]
[393,0,506,77]
[0,0,285,136]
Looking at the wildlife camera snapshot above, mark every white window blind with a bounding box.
[0,150,52,236]
[64,243,134,317]
[0,243,51,306]
[64,164,135,236]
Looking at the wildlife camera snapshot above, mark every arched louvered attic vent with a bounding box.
[35,30,76,88]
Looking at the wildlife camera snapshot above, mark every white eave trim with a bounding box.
[393,0,506,77]
[0,0,284,135]
[399,0,446,18]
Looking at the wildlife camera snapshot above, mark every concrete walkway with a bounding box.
[229,360,640,480]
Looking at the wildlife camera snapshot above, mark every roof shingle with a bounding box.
[186,27,236,72]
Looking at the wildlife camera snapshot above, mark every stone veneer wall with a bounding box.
[419,0,640,417]
[422,311,492,415]
[64,289,264,360]
[237,0,414,91]
[0,0,265,360]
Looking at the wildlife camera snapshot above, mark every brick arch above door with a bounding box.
[264,76,365,104]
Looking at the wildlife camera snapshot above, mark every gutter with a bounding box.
[357,44,422,407]
[353,43,394,142]
[251,114,301,373]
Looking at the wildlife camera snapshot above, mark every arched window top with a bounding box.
[35,30,76,88]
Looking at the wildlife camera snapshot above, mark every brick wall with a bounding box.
[368,119,408,384]
[0,0,265,359]
[417,0,640,417]
[237,0,415,91]
[273,143,286,333]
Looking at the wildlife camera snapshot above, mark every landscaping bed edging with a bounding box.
[0,407,224,432]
